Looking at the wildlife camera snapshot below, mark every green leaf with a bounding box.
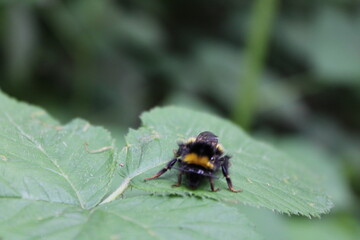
[0,92,116,209]
[287,216,360,240]
[236,206,289,240]
[0,91,260,239]
[115,107,333,217]
[0,196,261,240]
[274,137,354,211]
[279,7,360,83]
[310,8,360,82]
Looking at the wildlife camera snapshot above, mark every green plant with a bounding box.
[0,90,332,239]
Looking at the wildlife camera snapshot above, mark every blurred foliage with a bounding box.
[0,0,360,239]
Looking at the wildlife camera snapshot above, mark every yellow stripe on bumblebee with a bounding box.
[216,144,224,153]
[183,153,214,169]
[186,137,196,143]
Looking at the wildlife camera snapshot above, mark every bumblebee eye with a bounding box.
[210,156,215,162]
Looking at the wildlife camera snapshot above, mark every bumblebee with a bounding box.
[144,131,242,192]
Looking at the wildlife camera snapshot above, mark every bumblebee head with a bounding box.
[196,131,218,146]
[187,173,203,189]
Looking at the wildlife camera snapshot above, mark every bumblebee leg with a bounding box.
[172,172,183,187]
[221,156,242,193]
[209,177,219,192]
[144,158,178,180]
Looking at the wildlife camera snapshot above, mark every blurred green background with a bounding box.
[1,0,360,239]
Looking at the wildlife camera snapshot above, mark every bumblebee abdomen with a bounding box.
[183,153,214,169]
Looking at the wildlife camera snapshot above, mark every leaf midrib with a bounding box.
[4,112,86,208]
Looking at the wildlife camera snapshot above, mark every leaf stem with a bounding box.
[100,177,131,205]
[232,0,279,130]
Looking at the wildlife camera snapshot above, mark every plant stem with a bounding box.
[100,177,131,205]
[232,0,279,130]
